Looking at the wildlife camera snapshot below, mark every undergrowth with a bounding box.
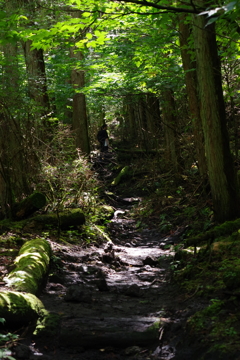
[171,231,240,357]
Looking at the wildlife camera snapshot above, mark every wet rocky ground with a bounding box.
[7,155,210,360]
[11,203,208,360]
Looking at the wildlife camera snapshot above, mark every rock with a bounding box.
[104,241,114,252]
[102,251,115,263]
[14,344,31,359]
[143,256,158,266]
[48,283,65,291]
[64,285,92,303]
[96,277,109,292]
[48,273,65,284]
[125,345,142,355]
[124,284,141,297]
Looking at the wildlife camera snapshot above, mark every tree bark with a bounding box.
[162,89,179,171]
[22,41,50,117]
[179,15,208,178]
[145,94,161,149]
[27,209,85,230]
[0,291,45,325]
[12,192,47,220]
[4,238,51,295]
[70,13,90,154]
[192,11,240,222]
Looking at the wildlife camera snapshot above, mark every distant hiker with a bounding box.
[97,123,109,152]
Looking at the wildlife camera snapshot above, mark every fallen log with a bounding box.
[23,209,85,231]
[111,166,130,186]
[4,238,51,294]
[13,192,47,220]
[0,291,45,325]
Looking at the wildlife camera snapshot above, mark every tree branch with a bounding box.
[113,0,202,14]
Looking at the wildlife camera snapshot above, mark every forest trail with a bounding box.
[29,209,184,360]
[13,186,206,360]
[12,156,207,360]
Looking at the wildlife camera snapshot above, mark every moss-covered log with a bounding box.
[30,209,85,230]
[111,166,130,186]
[0,291,45,325]
[4,238,51,294]
[13,192,46,220]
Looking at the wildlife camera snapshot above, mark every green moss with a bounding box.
[185,218,240,247]
[111,166,130,186]
[33,209,85,229]
[34,311,61,337]
[0,291,45,325]
[4,238,51,294]
[188,300,240,356]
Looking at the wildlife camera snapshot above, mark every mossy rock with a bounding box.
[96,205,114,220]
[4,238,52,294]
[0,291,45,325]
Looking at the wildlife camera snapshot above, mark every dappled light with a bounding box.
[0,0,240,358]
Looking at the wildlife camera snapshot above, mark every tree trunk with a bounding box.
[145,94,161,149]
[0,291,45,325]
[26,209,85,230]
[162,89,179,171]
[123,96,135,143]
[192,11,240,222]
[22,41,50,117]
[179,15,208,178]
[12,192,46,220]
[4,238,51,295]
[70,49,90,154]
[0,38,34,217]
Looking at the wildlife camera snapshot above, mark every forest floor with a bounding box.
[2,150,240,360]
[12,193,208,360]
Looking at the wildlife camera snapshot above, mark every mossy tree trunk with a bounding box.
[12,192,46,220]
[192,9,240,222]
[0,238,52,326]
[4,238,52,294]
[29,209,85,230]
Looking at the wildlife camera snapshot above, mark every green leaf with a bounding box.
[205,16,218,27]
[86,33,93,40]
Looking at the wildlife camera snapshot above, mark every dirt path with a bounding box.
[11,157,209,360]
[11,200,206,360]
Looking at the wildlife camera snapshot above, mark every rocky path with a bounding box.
[11,157,208,360]
[12,200,205,360]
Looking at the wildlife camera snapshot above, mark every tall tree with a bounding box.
[70,47,90,154]
[162,89,179,171]
[179,15,208,178]
[192,10,240,221]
